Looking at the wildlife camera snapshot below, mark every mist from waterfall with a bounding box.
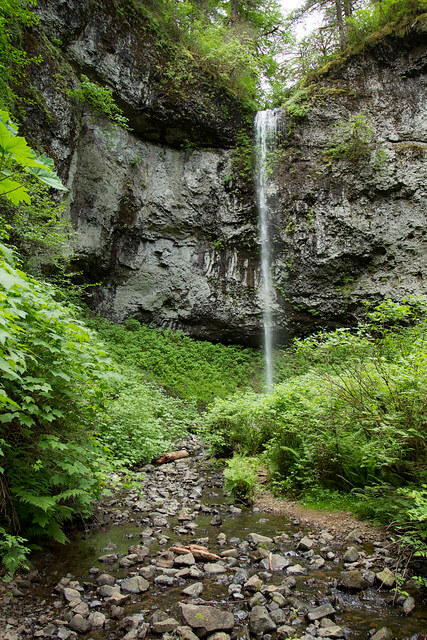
[255,109,281,393]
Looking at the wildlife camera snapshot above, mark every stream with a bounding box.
[1,437,426,640]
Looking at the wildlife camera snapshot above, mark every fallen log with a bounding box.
[169,545,221,562]
[155,450,189,465]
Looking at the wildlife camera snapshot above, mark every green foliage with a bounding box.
[232,132,255,180]
[0,242,114,574]
[223,455,258,502]
[0,110,67,206]
[283,87,311,118]
[95,368,197,467]
[0,177,72,274]
[327,112,375,162]
[0,526,30,580]
[69,75,130,129]
[204,300,427,547]
[88,316,259,407]
[346,0,423,46]
[0,0,42,111]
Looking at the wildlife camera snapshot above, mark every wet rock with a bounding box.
[97,573,116,586]
[249,592,267,608]
[181,582,203,597]
[208,633,231,640]
[97,584,120,598]
[171,626,199,640]
[119,553,139,568]
[343,546,359,563]
[174,553,196,567]
[287,564,306,575]
[247,533,273,546]
[98,553,118,564]
[244,574,264,592]
[249,605,277,635]
[88,611,106,629]
[270,609,288,625]
[221,549,239,559]
[306,603,336,622]
[298,537,313,551]
[178,603,234,636]
[152,618,180,633]
[375,568,395,588]
[345,530,362,544]
[128,545,150,559]
[371,627,393,640]
[403,595,415,615]
[69,614,91,634]
[260,554,290,571]
[107,592,131,606]
[72,601,89,617]
[121,576,149,594]
[63,588,81,603]
[204,562,227,574]
[155,574,177,586]
[338,570,369,590]
[277,625,296,639]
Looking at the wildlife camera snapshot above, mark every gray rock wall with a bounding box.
[21,3,427,344]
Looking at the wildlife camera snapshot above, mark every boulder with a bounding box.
[249,605,277,635]
[338,570,369,591]
[178,604,234,636]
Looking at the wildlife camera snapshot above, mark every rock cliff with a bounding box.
[21,4,427,344]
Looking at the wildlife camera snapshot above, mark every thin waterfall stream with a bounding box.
[255,109,281,393]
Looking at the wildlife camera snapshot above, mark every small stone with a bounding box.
[277,625,296,639]
[249,605,277,635]
[97,573,116,586]
[403,595,415,615]
[204,562,226,574]
[317,624,344,638]
[72,601,89,617]
[172,626,199,640]
[119,553,139,568]
[338,570,369,591]
[287,564,306,575]
[154,574,176,586]
[298,537,313,551]
[307,603,336,622]
[270,609,287,625]
[371,627,393,640]
[121,576,149,594]
[98,553,117,564]
[210,515,222,526]
[221,549,239,559]
[69,614,90,634]
[244,574,264,592]
[174,553,195,567]
[88,611,106,629]
[247,533,273,546]
[181,582,203,597]
[343,546,359,563]
[110,605,125,620]
[107,592,130,606]
[152,617,180,633]
[375,567,395,588]
[178,603,234,635]
[208,634,230,640]
[97,584,120,598]
[57,629,77,640]
[261,554,291,571]
[63,588,81,603]
[345,529,362,544]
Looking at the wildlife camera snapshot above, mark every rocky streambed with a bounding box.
[1,437,426,640]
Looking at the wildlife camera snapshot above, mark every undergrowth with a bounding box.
[204,298,427,557]
[88,316,259,407]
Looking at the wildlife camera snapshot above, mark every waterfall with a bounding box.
[255,109,281,393]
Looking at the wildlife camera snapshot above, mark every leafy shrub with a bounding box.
[95,368,197,467]
[0,243,114,573]
[205,300,427,498]
[69,75,130,129]
[89,317,259,407]
[224,455,258,503]
[327,112,375,163]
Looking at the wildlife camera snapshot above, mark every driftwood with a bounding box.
[155,450,189,465]
[169,544,221,562]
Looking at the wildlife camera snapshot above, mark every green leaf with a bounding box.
[27,163,68,192]
[0,177,31,205]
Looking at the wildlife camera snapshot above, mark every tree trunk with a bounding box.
[335,0,346,50]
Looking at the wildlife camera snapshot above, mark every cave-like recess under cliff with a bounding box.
[21,1,427,345]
